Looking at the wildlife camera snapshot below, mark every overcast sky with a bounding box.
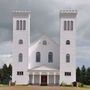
[0,0,90,68]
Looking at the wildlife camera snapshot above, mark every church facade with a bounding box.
[12,10,77,85]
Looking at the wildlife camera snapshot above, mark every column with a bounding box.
[54,72,56,85]
[39,72,41,85]
[47,72,49,85]
[32,72,35,84]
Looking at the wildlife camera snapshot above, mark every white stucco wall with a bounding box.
[12,10,77,85]
[28,35,60,70]
[12,11,30,84]
[59,10,77,84]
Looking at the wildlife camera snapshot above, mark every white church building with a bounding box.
[12,10,77,85]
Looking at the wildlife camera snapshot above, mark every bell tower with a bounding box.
[12,11,30,84]
[59,10,77,85]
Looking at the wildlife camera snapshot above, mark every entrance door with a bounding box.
[41,75,47,85]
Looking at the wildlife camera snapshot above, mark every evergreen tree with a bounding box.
[3,64,8,77]
[2,64,9,84]
[81,65,86,84]
[0,69,3,83]
[86,67,90,85]
[8,64,12,76]
[0,64,12,84]
[76,67,81,82]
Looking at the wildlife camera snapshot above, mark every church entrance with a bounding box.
[41,75,47,85]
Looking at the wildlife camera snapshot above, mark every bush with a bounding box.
[81,83,84,87]
[77,82,84,87]
[72,81,77,87]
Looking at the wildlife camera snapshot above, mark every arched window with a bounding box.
[68,21,70,30]
[43,40,47,45]
[48,52,53,63]
[64,21,66,30]
[66,40,70,45]
[16,20,19,30]
[20,20,22,30]
[19,39,23,44]
[18,53,23,62]
[36,52,40,62]
[66,54,70,63]
[71,21,73,30]
[23,20,26,30]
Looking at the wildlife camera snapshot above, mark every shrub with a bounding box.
[77,82,84,87]
[72,81,77,87]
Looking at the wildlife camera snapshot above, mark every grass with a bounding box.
[83,85,90,88]
[0,85,90,90]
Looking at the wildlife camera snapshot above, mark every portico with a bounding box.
[29,65,59,85]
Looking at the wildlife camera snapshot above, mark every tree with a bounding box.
[8,64,12,76]
[2,64,9,84]
[76,67,81,82]
[81,65,86,84]
[0,69,3,83]
[2,64,8,77]
[86,67,90,85]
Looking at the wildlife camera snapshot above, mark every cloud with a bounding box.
[0,0,90,42]
[0,0,90,67]
[0,41,12,68]
[0,54,12,68]
[0,41,12,54]
[76,46,90,67]
[0,28,12,43]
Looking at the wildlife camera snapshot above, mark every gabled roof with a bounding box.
[29,65,59,71]
[29,34,59,56]
[29,34,59,48]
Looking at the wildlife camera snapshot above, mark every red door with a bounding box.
[41,75,47,85]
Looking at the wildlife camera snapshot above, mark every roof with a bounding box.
[29,65,59,71]
[30,34,59,47]
[29,35,59,56]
